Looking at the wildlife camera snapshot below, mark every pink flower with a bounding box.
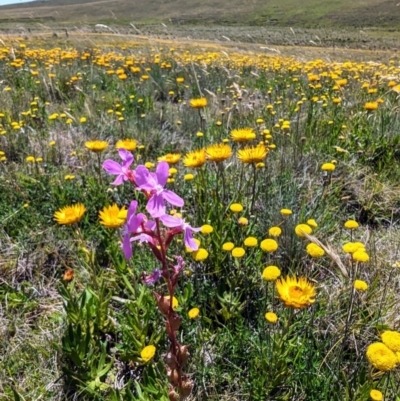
[135,162,184,218]
[123,201,155,259]
[160,214,200,250]
[103,149,134,185]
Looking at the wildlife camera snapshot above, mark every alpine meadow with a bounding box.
[1,1,400,401]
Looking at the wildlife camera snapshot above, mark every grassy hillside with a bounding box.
[0,0,400,27]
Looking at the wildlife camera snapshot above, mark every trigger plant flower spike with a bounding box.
[135,161,184,218]
[103,154,196,397]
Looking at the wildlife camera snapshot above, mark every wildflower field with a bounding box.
[1,32,400,401]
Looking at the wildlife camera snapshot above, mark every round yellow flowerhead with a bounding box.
[230,203,243,213]
[342,242,362,254]
[85,140,108,153]
[232,247,246,258]
[206,143,232,162]
[344,220,359,229]
[238,217,249,226]
[268,226,282,237]
[54,204,86,225]
[190,97,207,109]
[244,237,258,247]
[158,153,181,165]
[262,265,281,281]
[306,243,325,258]
[366,342,398,371]
[260,239,278,252]
[192,248,209,261]
[188,307,200,319]
[237,143,268,164]
[276,276,316,309]
[140,345,156,362]
[201,224,213,234]
[184,173,194,181]
[369,389,383,401]
[222,242,235,251]
[321,163,335,172]
[295,224,312,237]
[265,312,278,323]
[26,156,35,162]
[183,148,206,168]
[352,250,370,263]
[365,102,378,111]
[116,139,137,151]
[381,330,400,353]
[230,127,256,142]
[280,208,292,217]
[353,279,368,291]
[307,219,318,228]
[99,204,127,228]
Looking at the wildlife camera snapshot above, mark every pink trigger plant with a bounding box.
[103,151,197,400]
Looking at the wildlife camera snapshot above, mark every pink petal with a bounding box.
[147,194,165,218]
[160,214,182,228]
[163,189,184,207]
[118,148,134,164]
[135,166,154,191]
[184,229,199,251]
[103,160,122,175]
[156,161,169,187]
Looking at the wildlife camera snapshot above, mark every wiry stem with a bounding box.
[250,162,258,214]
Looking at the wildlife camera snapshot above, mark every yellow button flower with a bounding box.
[354,280,368,291]
[140,345,156,362]
[268,226,282,237]
[201,224,214,234]
[262,265,281,281]
[260,239,278,252]
[222,242,235,251]
[295,224,312,237]
[230,203,243,213]
[244,237,258,247]
[264,312,278,323]
[188,307,200,319]
[231,247,245,258]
